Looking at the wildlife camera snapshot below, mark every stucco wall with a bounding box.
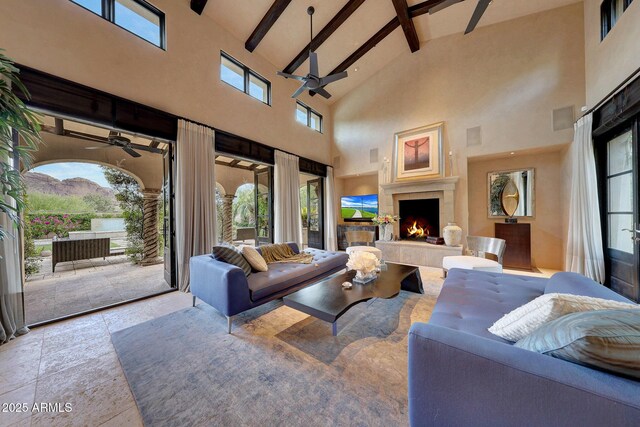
[331,3,585,246]
[0,0,332,164]
[584,0,640,108]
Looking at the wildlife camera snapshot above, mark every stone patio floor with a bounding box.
[25,255,171,325]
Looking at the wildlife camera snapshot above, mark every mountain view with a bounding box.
[24,172,115,199]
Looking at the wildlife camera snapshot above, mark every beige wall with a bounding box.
[467,148,568,270]
[0,0,331,164]
[215,164,254,196]
[332,3,585,243]
[584,0,640,107]
[336,174,378,225]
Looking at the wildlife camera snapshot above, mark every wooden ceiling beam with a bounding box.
[408,0,449,18]
[245,0,293,52]
[282,0,367,74]
[391,0,420,53]
[190,0,208,15]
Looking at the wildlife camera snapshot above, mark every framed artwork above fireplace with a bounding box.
[393,122,444,181]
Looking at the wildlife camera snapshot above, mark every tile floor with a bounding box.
[1,265,555,427]
[0,291,194,427]
[24,256,170,325]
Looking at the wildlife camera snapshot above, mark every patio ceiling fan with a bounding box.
[277,6,348,99]
[85,131,142,158]
[429,0,492,34]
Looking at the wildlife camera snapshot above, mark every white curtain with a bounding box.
[565,113,605,283]
[324,166,337,251]
[274,150,303,246]
[1,196,28,344]
[176,120,217,292]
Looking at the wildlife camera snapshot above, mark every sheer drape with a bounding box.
[0,193,28,344]
[565,113,605,283]
[274,150,302,246]
[324,166,337,251]
[176,120,216,292]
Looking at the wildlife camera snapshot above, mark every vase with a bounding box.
[443,222,462,246]
[379,224,393,241]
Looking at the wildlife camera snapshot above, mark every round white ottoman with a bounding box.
[442,255,503,274]
[346,246,382,260]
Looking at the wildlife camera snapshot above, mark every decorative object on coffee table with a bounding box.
[442,222,462,247]
[394,122,445,180]
[347,251,380,284]
[372,214,398,241]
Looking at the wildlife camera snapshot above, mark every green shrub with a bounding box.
[26,192,93,214]
[23,221,41,277]
[26,213,93,238]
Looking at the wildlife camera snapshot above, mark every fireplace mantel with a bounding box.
[379,176,459,237]
[380,176,459,193]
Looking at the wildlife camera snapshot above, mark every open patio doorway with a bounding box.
[21,114,175,325]
[214,155,273,246]
[300,172,324,249]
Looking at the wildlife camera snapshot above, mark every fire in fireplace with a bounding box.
[398,199,440,240]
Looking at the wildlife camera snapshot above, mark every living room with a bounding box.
[0,0,639,426]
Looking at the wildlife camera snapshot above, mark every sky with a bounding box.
[31,163,111,188]
[341,194,379,210]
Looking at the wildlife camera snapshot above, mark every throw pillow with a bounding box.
[211,244,252,276]
[515,309,640,379]
[488,293,638,342]
[241,245,268,272]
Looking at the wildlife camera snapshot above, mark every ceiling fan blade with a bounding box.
[465,0,491,34]
[291,82,308,99]
[277,71,306,81]
[311,87,332,99]
[122,146,142,158]
[429,0,463,14]
[319,71,348,86]
[84,146,113,150]
[309,51,319,77]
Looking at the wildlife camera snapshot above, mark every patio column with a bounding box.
[141,189,162,265]
[222,195,234,243]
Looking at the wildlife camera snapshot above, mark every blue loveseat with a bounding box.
[190,243,348,332]
[408,269,640,426]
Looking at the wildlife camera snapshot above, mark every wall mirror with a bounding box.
[488,168,535,218]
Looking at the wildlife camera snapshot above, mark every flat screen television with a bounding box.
[341,194,378,221]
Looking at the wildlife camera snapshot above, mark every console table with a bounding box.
[495,223,531,270]
[337,224,378,251]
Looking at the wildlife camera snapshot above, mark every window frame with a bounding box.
[601,0,634,40]
[296,101,323,133]
[70,0,166,49]
[220,52,272,106]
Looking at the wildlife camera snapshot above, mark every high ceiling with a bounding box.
[203,0,580,103]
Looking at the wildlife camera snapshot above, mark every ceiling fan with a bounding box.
[85,131,142,158]
[429,0,492,34]
[277,6,348,99]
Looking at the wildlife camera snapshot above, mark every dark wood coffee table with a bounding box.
[283,263,423,336]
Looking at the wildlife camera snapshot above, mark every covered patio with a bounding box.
[24,255,170,325]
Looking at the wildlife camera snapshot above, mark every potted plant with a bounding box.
[0,49,41,243]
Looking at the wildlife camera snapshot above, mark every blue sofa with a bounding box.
[190,243,348,332]
[408,269,640,426]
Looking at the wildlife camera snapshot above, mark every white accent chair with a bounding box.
[442,236,506,277]
[345,231,382,259]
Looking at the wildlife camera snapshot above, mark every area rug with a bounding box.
[111,268,443,426]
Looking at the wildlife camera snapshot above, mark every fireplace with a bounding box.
[399,199,440,240]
